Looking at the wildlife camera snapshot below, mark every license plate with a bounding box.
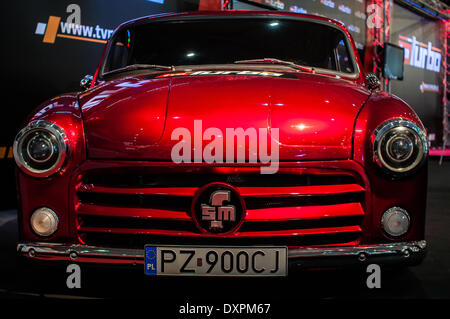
[144,246,287,277]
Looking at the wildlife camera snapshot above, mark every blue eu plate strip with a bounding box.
[145,246,157,275]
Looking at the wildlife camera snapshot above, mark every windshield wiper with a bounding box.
[233,58,313,73]
[102,64,175,77]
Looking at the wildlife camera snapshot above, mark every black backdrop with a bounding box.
[390,3,444,147]
[247,0,367,50]
[0,0,199,208]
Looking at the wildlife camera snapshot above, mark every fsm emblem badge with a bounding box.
[192,183,245,234]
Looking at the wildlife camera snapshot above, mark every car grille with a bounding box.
[74,165,366,248]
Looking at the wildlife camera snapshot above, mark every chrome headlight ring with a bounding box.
[373,118,428,175]
[13,120,69,178]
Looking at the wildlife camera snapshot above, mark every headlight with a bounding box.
[13,120,69,177]
[381,207,410,237]
[373,118,427,175]
[30,207,59,237]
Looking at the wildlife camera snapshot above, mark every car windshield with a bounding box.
[102,17,356,76]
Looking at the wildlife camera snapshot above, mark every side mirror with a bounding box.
[80,75,94,90]
[366,73,380,91]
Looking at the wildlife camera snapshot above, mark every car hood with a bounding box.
[79,71,370,161]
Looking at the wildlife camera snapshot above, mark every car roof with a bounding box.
[116,10,348,33]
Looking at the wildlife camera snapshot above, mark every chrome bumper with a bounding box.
[17,241,427,268]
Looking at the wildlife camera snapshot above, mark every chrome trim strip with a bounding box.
[287,240,426,258]
[17,241,426,261]
[17,242,142,259]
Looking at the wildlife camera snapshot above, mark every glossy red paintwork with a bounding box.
[245,203,364,221]
[76,184,363,197]
[80,72,370,161]
[76,203,191,220]
[17,94,86,243]
[16,11,427,264]
[352,92,428,243]
[76,225,362,238]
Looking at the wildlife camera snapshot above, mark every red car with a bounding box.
[15,11,428,276]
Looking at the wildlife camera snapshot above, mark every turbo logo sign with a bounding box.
[34,4,114,45]
[398,35,442,73]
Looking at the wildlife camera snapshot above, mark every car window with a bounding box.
[107,29,131,71]
[103,18,356,75]
[336,40,354,73]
